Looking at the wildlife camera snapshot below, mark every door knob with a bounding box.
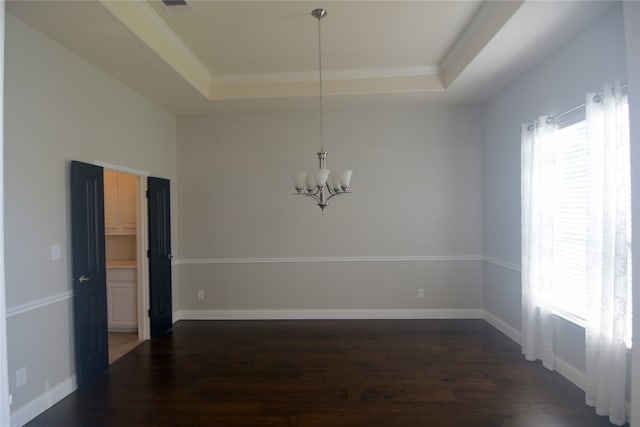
[78,275,94,283]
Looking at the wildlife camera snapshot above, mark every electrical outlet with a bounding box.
[418,288,424,299]
[16,367,27,388]
[50,244,61,261]
[197,290,204,300]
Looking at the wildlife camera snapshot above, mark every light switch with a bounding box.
[51,244,61,261]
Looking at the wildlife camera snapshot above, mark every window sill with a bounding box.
[552,307,632,350]
[552,307,586,329]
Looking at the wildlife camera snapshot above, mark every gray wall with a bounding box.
[4,13,177,419]
[482,4,627,372]
[175,106,484,315]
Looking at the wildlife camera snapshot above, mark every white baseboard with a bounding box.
[554,355,586,391]
[174,308,485,321]
[482,310,589,393]
[10,375,77,427]
[552,357,630,426]
[483,310,522,345]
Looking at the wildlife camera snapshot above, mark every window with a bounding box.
[550,117,633,346]
[522,84,631,421]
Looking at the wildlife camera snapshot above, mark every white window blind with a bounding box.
[552,120,589,322]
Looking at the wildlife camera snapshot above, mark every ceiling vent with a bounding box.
[160,0,191,13]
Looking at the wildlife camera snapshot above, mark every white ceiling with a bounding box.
[7,0,617,115]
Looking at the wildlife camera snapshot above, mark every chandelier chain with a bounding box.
[317,12,324,154]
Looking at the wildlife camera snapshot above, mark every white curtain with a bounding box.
[584,82,631,426]
[521,117,558,369]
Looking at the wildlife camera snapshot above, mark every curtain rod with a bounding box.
[527,83,627,130]
[549,83,627,122]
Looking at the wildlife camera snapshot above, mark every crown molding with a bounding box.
[209,74,443,100]
[212,66,440,85]
[439,0,524,88]
[99,0,211,97]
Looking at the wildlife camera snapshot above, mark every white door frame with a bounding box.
[94,161,150,341]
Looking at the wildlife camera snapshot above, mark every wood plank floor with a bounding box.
[26,319,625,427]
[108,332,142,365]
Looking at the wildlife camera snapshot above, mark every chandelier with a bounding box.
[292,8,352,213]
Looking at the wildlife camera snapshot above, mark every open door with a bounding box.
[147,177,173,338]
[70,161,108,388]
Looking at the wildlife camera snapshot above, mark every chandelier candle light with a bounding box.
[292,8,352,213]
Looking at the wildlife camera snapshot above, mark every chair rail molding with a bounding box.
[6,291,73,318]
[173,255,485,266]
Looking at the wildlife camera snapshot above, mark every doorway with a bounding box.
[99,164,151,364]
[70,160,173,388]
[72,160,172,387]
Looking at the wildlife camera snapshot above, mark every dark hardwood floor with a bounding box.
[26,319,625,427]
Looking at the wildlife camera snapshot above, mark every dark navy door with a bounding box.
[70,161,108,388]
[148,177,173,338]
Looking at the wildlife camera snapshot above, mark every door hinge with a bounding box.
[148,309,151,317]
[147,249,151,258]
[146,190,149,198]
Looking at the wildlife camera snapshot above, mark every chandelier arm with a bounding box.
[294,188,322,203]
[325,190,350,203]
[295,190,320,199]
[294,192,324,206]
[307,192,323,204]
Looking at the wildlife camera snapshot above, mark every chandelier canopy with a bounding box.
[292,8,352,213]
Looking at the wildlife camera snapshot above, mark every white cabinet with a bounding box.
[106,267,137,331]
[104,170,137,235]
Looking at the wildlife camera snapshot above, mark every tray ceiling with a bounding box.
[7,1,617,114]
